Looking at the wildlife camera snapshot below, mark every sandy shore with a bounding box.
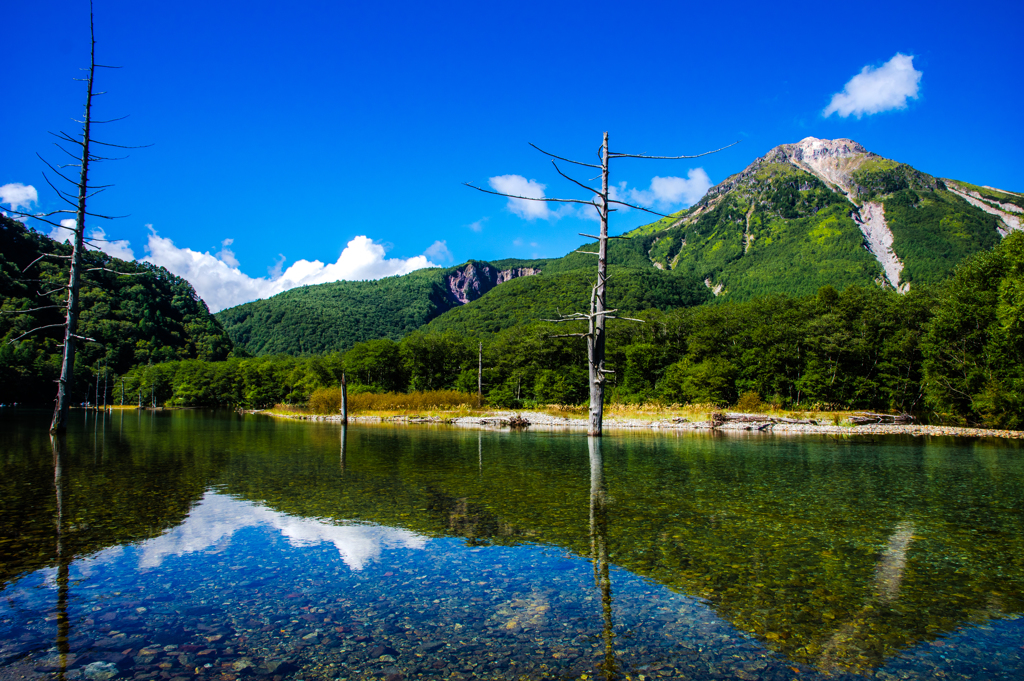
[257,409,1024,440]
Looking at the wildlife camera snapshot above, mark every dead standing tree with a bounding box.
[466,132,733,435]
[4,4,146,433]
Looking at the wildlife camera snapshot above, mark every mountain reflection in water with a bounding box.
[1,408,1023,680]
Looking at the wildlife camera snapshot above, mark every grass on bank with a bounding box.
[268,388,485,418]
[269,388,880,426]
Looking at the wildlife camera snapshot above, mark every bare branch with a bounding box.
[83,209,128,219]
[551,161,600,195]
[548,333,590,338]
[51,130,84,147]
[0,305,64,315]
[463,183,597,206]
[71,334,99,342]
[37,153,81,187]
[575,250,600,255]
[529,143,601,169]
[6,324,66,344]
[91,114,129,123]
[89,139,153,150]
[606,199,675,217]
[608,141,738,160]
[38,286,69,297]
[41,173,80,209]
[578,232,630,240]
[22,253,72,272]
[83,267,144,276]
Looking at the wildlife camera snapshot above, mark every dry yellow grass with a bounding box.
[271,389,878,426]
[280,388,483,416]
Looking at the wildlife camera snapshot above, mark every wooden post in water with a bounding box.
[340,373,348,425]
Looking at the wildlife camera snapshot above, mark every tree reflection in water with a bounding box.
[589,436,618,680]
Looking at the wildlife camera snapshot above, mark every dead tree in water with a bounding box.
[467,133,733,435]
[3,3,147,432]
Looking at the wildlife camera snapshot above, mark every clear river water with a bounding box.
[1,408,1022,681]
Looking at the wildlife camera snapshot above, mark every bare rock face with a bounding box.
[769,137,873,197]
[444,262,540,305]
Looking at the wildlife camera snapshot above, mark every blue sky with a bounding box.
[4,0,1022,311]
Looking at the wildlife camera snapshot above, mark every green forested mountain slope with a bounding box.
[630,138,1013,300]
[214,268,454,356]
[422,266,711,336]
[0,215,232,404]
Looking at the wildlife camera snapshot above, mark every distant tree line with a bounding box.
[114,233,1024,429]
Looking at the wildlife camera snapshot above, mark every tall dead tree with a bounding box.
[467,132,733,435]
[4,3,145,433]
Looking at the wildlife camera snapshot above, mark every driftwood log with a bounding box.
[712,412,819,425]
[848,412,914,426]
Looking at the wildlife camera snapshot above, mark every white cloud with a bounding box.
[135,491,428,571]
[43,219,136,260]
[628,170,713,209]
[143,230,439,312]
[87,226,135,261]
[268,253,286,278]
[579,170,711,221]
[49,218,77,242]
[424,240,453,263]
[488,174,571,221]
[824,53,922,118]
[466,217,488,232]
[0,183,38,212]
[216,238,239,268]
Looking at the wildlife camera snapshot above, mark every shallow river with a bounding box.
[1,409,1022,680]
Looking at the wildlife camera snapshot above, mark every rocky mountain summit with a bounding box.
[638,137,1016,298]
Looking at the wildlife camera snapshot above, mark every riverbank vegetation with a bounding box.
[101,232,1023,428]
[5,225,1022,428]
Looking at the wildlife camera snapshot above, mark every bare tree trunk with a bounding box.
[466,132,730,438]
[477,341,483,406]
[340,372,348,425]
[50,13,97,434]
[588,133,610,436]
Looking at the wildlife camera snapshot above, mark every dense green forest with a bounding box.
[213,244,704,355]
[214,267,459,355]
[115,233,1024,428]
[0,215,232,405]
[421,265,711,336]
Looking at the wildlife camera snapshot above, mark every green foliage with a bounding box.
[885,189,1002,286]
[423,266,711,336]
[920,232,1024,428]
[117,234,1023,425]
[0,215,232,405]
[214,267,456,356]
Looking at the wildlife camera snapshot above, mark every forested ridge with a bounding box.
[114,232,1024,428]
[0,215,232,405]
[214,267,458,356]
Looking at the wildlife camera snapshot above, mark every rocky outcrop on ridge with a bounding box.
[444,262,540,305]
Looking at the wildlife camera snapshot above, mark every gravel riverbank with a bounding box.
[257,410,1024,440]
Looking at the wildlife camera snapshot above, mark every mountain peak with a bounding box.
[765,137,875,196]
